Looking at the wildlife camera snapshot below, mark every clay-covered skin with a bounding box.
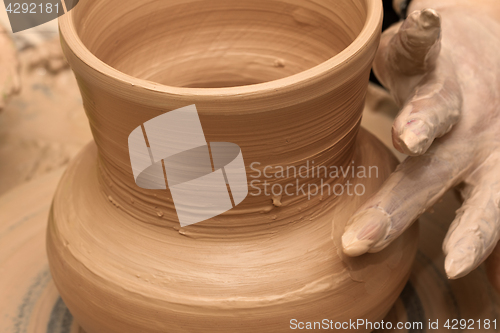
[0,23,21,111]
[343,0,500,282]
[48,0,418,332]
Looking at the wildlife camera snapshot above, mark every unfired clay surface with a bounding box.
[48,0,418,332]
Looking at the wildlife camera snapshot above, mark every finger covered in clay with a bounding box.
[443,151,500,279]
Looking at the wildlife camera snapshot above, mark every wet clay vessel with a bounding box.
[48,0,419,332]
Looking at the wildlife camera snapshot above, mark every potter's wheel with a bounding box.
[0,169,83,333]
[0,169,498,333]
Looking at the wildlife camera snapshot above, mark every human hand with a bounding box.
[0,23,20,111]
[342,0,500,280]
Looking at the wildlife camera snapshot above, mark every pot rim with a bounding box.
[58,0,383,99]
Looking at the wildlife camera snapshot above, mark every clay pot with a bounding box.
[48,0,418,332]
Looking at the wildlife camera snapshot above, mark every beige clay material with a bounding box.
[0,169,82,333]
[46,0,420,332]
[48,133,416,333]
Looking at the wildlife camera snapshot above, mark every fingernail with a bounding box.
[402,10,441,49]
[399,119,432,156]
[444,236,484,279]
[419,9,440,29]
[405,9,439,31]
[445,251,475,279]
[342,209,390,256]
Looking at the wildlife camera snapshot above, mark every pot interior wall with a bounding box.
[72,0,367,88]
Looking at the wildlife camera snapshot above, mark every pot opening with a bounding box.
[71,0,368,89]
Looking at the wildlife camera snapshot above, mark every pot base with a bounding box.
[47,128,416,333]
